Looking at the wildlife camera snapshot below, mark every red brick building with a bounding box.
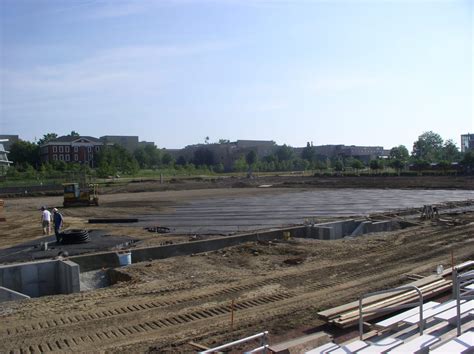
[40,136,107,167]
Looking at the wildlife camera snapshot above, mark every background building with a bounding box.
[0,139,13,175]
[100,136,155,153]
[169,140,277,170]
[461,134,474,153]
[40,136,106,167]
[0,135,19,151]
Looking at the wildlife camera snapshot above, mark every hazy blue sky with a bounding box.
[1,0,472,150]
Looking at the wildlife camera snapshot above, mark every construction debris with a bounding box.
[144,226,171,233]
[420,205,439,220]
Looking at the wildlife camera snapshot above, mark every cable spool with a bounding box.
[60,229,90,244]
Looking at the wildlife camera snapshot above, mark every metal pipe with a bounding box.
[245,344,269,354]
[359,285,423,340]
[201,331,268,353]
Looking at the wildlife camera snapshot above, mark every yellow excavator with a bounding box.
[63,183,99,207]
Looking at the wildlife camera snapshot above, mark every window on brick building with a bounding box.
[59,146,63,153]
[53,154,58,160]
[65,146,70,153]
[53,146,57,153]
[59,154,64,161]
[74,146,78,152]
[74,154,78,161]
[65,155,70,162]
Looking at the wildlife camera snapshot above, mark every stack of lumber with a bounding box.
[317,261,474,328]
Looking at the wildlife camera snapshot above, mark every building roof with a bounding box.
[41,136,102,146]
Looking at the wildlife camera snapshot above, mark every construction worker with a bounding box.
[53,208,64,243]
[41,206,52,235]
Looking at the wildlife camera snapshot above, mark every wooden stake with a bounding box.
[230,299,235,331]
[451,249,454,272]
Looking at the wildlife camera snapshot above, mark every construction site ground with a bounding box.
[0,176,473,352]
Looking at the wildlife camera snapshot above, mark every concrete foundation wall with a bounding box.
[70,219,410,271]
[0,259,80,298]
[71,226,306,272]
[57,260,80,294]
[0,286,30,302]
[306,219,402,240]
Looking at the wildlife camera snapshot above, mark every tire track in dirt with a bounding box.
[2,223,473,352]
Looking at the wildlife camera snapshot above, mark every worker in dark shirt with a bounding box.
[52,208,64,243]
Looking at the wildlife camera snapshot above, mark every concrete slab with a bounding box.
[131,189,474,233]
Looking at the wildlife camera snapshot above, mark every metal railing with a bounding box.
[453,267,474,336]
[359,286,423,340]
[200,331,269,354]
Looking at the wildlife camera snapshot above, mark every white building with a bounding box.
[0,139,13,175]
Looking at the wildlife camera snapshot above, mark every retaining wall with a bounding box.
[71,226,306,272]
[0,259,80,298]
[70,219,409,272]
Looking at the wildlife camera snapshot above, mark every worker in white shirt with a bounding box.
[41,206,52,235]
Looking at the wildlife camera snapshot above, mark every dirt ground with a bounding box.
[0,179,473,352]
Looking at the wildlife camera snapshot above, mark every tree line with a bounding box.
[3,131,474,180]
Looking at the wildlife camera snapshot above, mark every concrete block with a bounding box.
[37,260,57,296]
[0,259,80,298]
[20,263,40,297]
[351,221,371,237]
[269,331,332,354]
[0,286,30,303]
[57,260,80,294]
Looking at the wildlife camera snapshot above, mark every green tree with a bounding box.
[37,133,58,146]
[214,163,225,173]
[389,145,409,161]
[390,159,405,173]
[275,144,294,161]
[462,151,474,173]
[9,140,41,168]
[96,145,138,177]
[245,150,257,166]
[351,159,364,171]
[68,131,80,137]
[233,155,247,172]
[369,159,383,171]
[412,131,443,162]
[441,139,461,162]
[437,160,451,172]
[176,156,187,166]
[133,145,162,168]
[301,142,316,162]
[193,147,215,166]
[334,160,344,172]
[133,148,149,168]
[161,152,174,166]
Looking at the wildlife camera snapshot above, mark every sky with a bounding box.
[0,0,472,150]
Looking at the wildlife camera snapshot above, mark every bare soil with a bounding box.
[0,179,473,352]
